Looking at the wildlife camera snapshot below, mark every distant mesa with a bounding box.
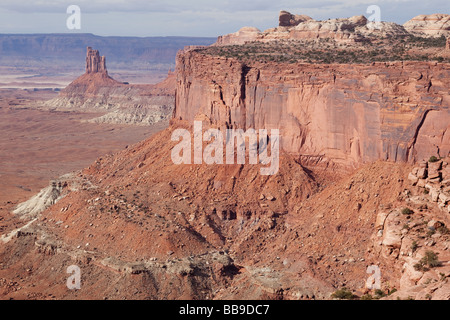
[215,11,449,46]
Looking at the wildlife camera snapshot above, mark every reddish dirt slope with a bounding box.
[1,121,447,300]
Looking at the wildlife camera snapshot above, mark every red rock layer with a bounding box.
[174,49,450,167]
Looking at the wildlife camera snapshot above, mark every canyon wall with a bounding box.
[174,49,450,167]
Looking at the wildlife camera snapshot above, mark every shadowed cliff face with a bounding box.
[174,49,450,167]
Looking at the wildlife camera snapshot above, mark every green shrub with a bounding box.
[422,251,441,268]
[411,241,418,253]
[437,225,449,235]
[429,156,439,163]
[374,289,387,299]
[388,288,397,296]
[414,251,441,271]
[331,288,356,300]
[427,229,436,237]
[414,262,428,272]
[402,208,413,215]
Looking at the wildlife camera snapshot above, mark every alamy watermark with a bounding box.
[366,265,381,290]
[171,121,280,176]
[66,265,81,290]
[66,5,81,30]
[366,5,381,30]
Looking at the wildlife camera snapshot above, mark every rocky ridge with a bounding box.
[404,14,450,38]
[216,12,449,46]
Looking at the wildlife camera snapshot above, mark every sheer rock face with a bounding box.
[174,49,450,167]
[404,14,450,38]
[86,47,107,74]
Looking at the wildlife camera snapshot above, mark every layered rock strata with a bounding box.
[174,49,450,167]
[215,12,449,46]
[404,14,450,38]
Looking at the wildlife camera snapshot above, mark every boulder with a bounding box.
[439,193,450,205]
[375,211,389,231]
[279,11,313,27]
[428,177,442,184]
[408,173,419,185]
[417,179,427,188]
[418,160,428,168]
[348,15,368,26]
[417,167,427,179]
[382,211,403,249]
[430,188,440,202]
[442,168,450,180]
[428,160,443,172]
[400,258,424,290]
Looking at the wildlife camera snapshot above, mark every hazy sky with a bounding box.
[0,0,448,37]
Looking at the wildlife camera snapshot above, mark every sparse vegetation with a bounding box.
[388,288,397,296]
[402,208,414,216]
[414,251,442,272]
[428,156,439,163]
[199,36,450,64]
[374,289,387,299]
[331,288,356,300]
[437,225,449,235]
[411,241,419,253]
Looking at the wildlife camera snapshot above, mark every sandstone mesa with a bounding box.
[216,11,449,45]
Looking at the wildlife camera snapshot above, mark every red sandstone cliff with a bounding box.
[174,49,450,167]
